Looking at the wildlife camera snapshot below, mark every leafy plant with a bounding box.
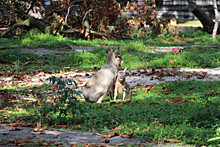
[35,76,84,125]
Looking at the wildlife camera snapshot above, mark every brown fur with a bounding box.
[114,68,131,100]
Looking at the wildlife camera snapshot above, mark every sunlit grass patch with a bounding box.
[21,30,74,49]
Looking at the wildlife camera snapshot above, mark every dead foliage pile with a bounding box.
[0,0,169,39]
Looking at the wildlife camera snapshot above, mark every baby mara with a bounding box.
[114,68,131,101]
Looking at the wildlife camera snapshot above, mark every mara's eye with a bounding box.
[117,55,121,59]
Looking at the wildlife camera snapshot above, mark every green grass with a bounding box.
[145,30,220,46]
[0,29,220,50]
[1,81,219,146]
[0,47,219,75]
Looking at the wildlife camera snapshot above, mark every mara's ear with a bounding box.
[106,46,113,54]
[114,45,120,53]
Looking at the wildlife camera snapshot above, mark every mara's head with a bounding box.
[118,68,127,82]
[106,46,123,67]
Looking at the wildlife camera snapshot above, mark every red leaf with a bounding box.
[172,48,179,54]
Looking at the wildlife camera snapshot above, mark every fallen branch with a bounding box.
[1,17,51,37]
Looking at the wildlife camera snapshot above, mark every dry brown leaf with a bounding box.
[38,126,48,132]
[170,95,180,99]
[76,77,86,82]
[205,92,217,96]
[0,110,12,113]
[50,128,58,131]
[99,139,110,143]
[119,130,134,138]
[15,106,23,112]
[9,127,21,131]
[189,85,195,90]
[52,125,67,128]
[164,138,180,143]
[96,131,119,138]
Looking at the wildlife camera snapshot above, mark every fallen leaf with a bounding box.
[99,139,110,143]
[15,106,23,112]
[170,59,176,65]
[0,110,12,113]
[38,126,48,132]
[76,77,86,82]
[120,130,134,138]
[137,82,144,86]
[170,95,180,99]
[52,125,67,128]
[96,131,119,138]
[189,85,195,90]
[50,128,58,131]
[9,127,21,131]
[164,138,180,143]
[205,92,217,96]
[172,48,179,54]
[33,122,41,132]
[25,61,35,65]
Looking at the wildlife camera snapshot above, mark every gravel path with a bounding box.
[0,124,186,147]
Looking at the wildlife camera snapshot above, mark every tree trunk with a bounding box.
[212,0,219,40]
[188,1,220,34]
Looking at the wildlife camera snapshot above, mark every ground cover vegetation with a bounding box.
[1,28,220,49]
[0,39,219,74]
[0,35,220,146]
[0,79,219,146]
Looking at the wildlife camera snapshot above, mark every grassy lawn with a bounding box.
[0,80,219,146]
[0,29,220,49]
[0,29,220,146]
[0,47,219,74]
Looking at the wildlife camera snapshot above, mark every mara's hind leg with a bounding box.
[109,82,115,100]
[96,94,106,103]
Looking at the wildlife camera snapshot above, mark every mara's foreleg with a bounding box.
[122,91,126,100]
[114,86,118,100]
[96,94,106,103]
